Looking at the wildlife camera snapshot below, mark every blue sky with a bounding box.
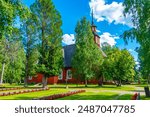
[22,0,139,62]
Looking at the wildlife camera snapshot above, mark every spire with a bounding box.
[91,9,94,25]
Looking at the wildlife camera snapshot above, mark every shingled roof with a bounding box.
[63,44,106,68]
[63,44,76,67]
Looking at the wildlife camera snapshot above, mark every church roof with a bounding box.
[63,44,107,68]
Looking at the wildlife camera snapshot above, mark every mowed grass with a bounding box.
[0,84,148,100]
[58,91,119,100]
[0,89,70,100]
[117,94,132,100]
[141,96,150,100]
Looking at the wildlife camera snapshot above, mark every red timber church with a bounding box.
[27,16,106,85]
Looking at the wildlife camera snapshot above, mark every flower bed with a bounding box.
[131,93,140,100]
[0,87,23,91]
[0,87,49,96]
[33,90,86,100]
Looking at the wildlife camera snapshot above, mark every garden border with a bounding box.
[0,87,49,96]
[33,90,86,100]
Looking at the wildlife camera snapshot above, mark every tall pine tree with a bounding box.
[30,0,63,88]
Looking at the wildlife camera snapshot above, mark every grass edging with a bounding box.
[33,90,86,100]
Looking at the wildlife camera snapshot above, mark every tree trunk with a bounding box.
[24,77,28,87]
[85,79,88,87]
[42,75,47,88]
[119,80,122,86]
[98,77,103,87]
[76,80,79,87]
[0,62,5,84]
[116,80,121,87]
[24,61,28,87]
[66,78,68,89]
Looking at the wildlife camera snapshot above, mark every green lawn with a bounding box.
[0,84,148,100]
[141,96,150,100]
[58,91,119,100]
[117,94,132,100]
[0,89,70,100]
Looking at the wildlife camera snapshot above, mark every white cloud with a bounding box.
[89,0,133,27]
[62,34,75,45]
[96,29,101,33]
[100,32,119,46]
[63,32,119,47]
[129,49,135,52]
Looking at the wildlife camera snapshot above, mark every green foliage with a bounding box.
[0,0,30,39]
[30,0,63,87]
[0,28,26,84]
[72,17,103,87]
[123,0,150,81]
[20,11,39,86]
[102,45,135,85]
[4,43,25,84]
[0,0,30,84]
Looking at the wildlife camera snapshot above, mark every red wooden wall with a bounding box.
[27,68,99,84]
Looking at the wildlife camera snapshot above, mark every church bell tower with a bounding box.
[91,10,100,47]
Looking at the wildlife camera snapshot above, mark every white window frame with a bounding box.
[58,70,63,80]
[28,76,32,80]
[66,70,72,79]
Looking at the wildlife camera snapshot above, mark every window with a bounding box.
[67,70,72,79]
[28,76,32,80]
[58,70,63,80]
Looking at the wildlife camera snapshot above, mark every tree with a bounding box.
[0,0,29,84]
[30,0,63,88]
[116,49,135,85]
[4,41,25,84]
[123,0,150,82]
[20,13,39,87]
[72,17,103,87]
[0,28,26,84]
[102,45,135,86]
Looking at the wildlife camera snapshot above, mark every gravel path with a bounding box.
[101,86,145,100]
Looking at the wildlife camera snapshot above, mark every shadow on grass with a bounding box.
[141,95,150,100]
[49,85,117,89]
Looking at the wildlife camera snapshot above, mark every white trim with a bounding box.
[58,70,63,80]
[66,69,72,79]
[28,76,32,80]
